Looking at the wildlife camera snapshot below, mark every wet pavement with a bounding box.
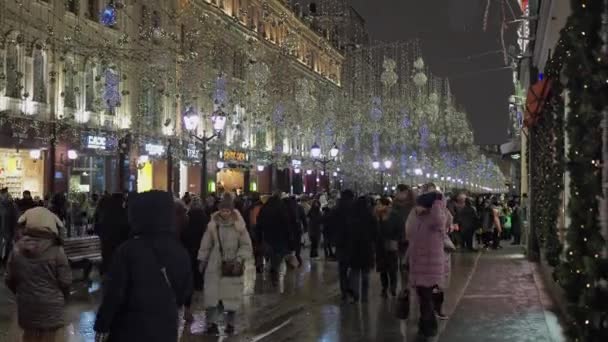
[0,247,566,342]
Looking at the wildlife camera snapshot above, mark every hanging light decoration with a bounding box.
[100,2,118,27]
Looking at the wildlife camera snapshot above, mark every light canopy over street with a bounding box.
[0,1,607,342]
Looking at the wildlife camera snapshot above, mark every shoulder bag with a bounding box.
[217,227,245,277]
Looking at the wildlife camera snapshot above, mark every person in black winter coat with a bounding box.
[284,197,306,266]
[257,195,289,286]
[330,189,356,301]
[307,200,323,259]
[96,193,130,275]
[321,207,335,258]
[348,196,378,303]
[180,195,209,322]
[16,190,37,214]
[94,191,193,342]
[454,195,479,251]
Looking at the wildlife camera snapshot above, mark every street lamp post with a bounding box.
[310,143,339,192]
[373,160,392,194]
[184,109,226,197]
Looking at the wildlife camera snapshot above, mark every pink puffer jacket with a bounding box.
[406,200,448,288]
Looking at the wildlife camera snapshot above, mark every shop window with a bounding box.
[103,66,120,115]
[32,47,46,103]
[63,59,76,109]
[5,43,21,99]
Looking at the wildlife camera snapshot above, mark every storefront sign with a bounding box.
[292,159,302,167]
[223,150,247,162]
[86,135,107,150]
[145,143,166,156]
[186,144,199,159]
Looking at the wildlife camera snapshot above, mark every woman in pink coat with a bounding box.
[406,190,447,338]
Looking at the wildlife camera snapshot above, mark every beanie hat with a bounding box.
[218,195,234,210]
[17,207,62,236]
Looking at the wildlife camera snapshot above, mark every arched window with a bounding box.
[63,59,76,108]
[140,78,161,130]
[5,42,20,98]
[84,61,99,111]
[32,47,46,103]
[103,66,120,115]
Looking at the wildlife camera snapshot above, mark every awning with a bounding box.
[524,78,552,127]
[501,139,521,160]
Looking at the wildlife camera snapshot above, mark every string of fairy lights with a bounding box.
[0,0,508,192]
[526,0,607,340]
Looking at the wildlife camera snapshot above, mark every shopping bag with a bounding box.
[394,289,410,320]
[285,253,299,269]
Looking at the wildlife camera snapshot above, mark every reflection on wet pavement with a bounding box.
[1,247,565,342]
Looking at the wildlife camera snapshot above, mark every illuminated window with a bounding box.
[32,47,46,103]
[5,41,21,99]
[63,59,76,108]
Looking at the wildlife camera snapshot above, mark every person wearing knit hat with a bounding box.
[5,207,72,341]
[218,195,235,211]
[198,193,253,335]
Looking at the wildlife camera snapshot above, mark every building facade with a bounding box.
[0,0,344,197]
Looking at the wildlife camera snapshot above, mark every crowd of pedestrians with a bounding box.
[0,184,523,341]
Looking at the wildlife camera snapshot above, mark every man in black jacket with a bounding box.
[94,191,193,342]
[330,189,356,302]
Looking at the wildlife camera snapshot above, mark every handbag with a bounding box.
[394,289,410,320]
[384,240,399,252]
[444,235,456,253]
[217,228,245,277]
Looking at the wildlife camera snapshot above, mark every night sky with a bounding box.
[350,0,519,145]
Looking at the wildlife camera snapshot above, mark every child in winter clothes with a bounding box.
[5,207,72,342]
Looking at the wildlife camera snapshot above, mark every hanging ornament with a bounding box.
[103,67,121,114]
[101,3,118,27]
[413,72,428,87]
[370,96,383,121]
[414,57,425,70]
[381,58,398,89]
[401,108,412,128]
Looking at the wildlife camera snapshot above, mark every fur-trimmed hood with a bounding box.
[210,209,247,233]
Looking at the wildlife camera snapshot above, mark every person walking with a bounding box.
[96,193,130,275]
[5,206,72,342]
[307,200,323,259]
[375,197,400,298]
[257,194,290,286]
[181,195,209,322]
[94,191,192,342]
[246,193,265,274]
[481,199,503,249]
[286,197,307,266]
[1,188,18,266]
[406,190,447,338]
[16,190,37,214]
[454,194,479,252]
[48,193,68,237]
[198,196,253,335]
[510,200,522,245]
[348,196,377,303]
[330,189,356,302]
[321,207,335,259]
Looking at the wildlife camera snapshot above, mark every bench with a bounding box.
[64,236,102,281]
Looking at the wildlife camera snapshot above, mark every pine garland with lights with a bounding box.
[549,1,608,340]
[529,80,564,267]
